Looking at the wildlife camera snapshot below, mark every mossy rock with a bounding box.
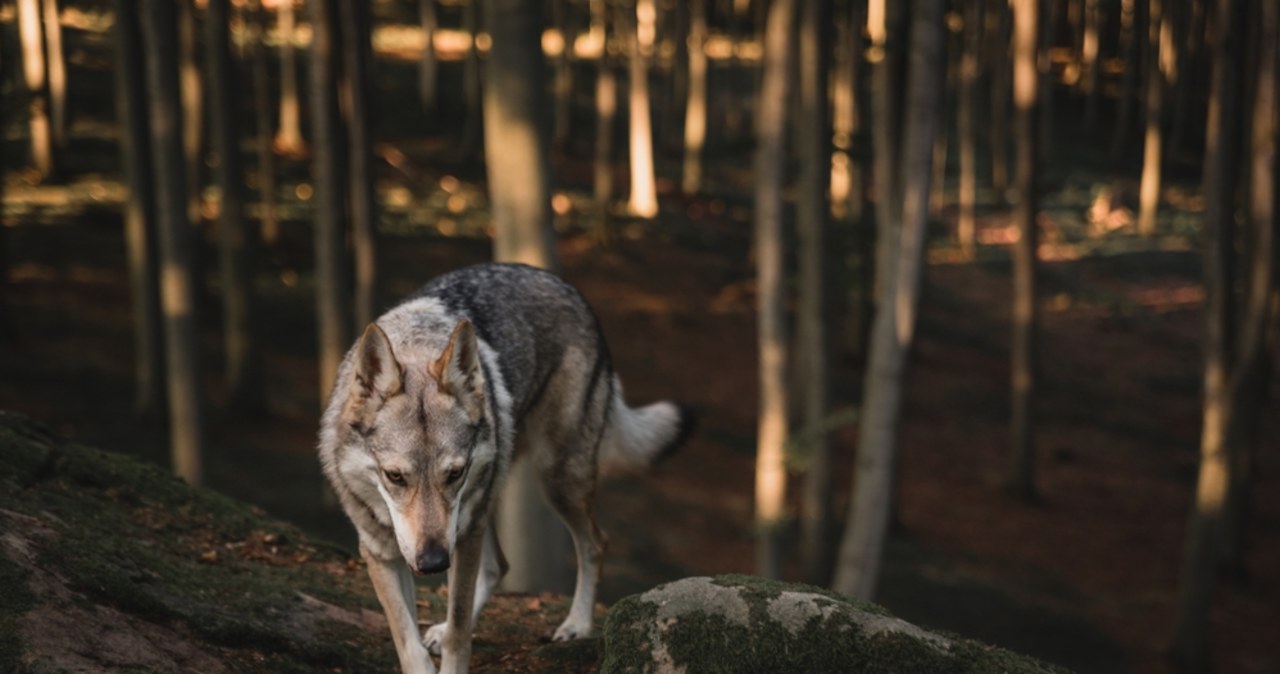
[601,575,1073,674]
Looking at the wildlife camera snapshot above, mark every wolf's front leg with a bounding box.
[432,528,486,674]
[425,521,505,656]
[362,546,436,674]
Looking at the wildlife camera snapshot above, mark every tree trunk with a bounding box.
[1169,0,1246,668]
[552,0,575,151]
[338,0,378,330]
[988,0,1011,195]
[456,0,483,159]
[179,0,204,229]
[681,0,708,195]
[753,0,796,580]
[276,0,305,153]
[142,0,204,485]
[593,0,617,234]
[114,0,164,418]
[1008,0,1041,502]
[829,0,864,222]
[41,0,67,149]
[17,0,53,177]
[1110,0,1139,159]
[871,0,905,297]
[483,0,570,594]
[308,0,351,406]
[1137,0,1163,236]
[249,0,279,246]
[833,0,944,601]
[627,0,659,218]
[798,0,832,587]
[206,0,261,412]
[958,0,984,258]
[419,0,438,112]
[1081,0,1101,130]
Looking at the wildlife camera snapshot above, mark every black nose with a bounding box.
[415,544,450,575]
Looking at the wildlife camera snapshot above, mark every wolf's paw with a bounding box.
[424,622,447,656]
[552,616,592,642]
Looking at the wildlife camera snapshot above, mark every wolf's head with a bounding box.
[342,319,495,575]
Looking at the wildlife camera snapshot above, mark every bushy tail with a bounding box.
[597,377,695,478]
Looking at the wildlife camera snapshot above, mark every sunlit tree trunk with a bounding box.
[276,0,305,153]
[988,0,1011,195]
[309,0,351,405]
[419,0,438,112]
[829,0,864,222]
[871,0,905,296]
[41,0,66,149]
[249,0,279,246]
[1170,0,1246,668]
[681,0,708,195]
[627,0,659,218]
[207,0,261,412]
[1137,0,1163,236]
[798,0,832,586]
[958,0,984,259]
[17,0,53,177]
[115,0,163,418]
[753,0,796,580]
[142,0,204,485]
[179,0,203,228]
[1008,0,1041,502]
[833,0,943,601]
[593,0,617,233]
[1081,0,1101,130]
[484,0,571,593]
[338,0,378,330]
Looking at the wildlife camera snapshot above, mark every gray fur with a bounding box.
[318,263,692,674]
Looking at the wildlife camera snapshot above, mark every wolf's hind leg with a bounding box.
[542,470,604,641]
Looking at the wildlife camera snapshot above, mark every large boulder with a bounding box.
[601,575,1071,674]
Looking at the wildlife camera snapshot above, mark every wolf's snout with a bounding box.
[415,543,450,575]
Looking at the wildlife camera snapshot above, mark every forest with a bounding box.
[0,0,1276,672]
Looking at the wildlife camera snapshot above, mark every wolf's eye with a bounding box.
[384,470,406,486]
[444,465,465,485]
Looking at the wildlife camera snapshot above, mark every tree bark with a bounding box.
[1008,0,1041,502]
[798,0,832,587]
[833,0,944,601]
[206,0,261,412]
[681,0,709,195]
[141,0,204,485]
[114,0,164,418]
[483,0,570,594]
[753,0,796,580]
[627,0,659,218]
[41,0,67,149]
[308,0,351,406]
[276,0,305,153]
[338,0,378,330]
[1169,0,1247,668]
[1137,0,1164,236]
[17,0,53,177]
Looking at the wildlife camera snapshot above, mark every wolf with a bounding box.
[318,263,692,674]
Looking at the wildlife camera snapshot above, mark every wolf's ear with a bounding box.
[431,320,484,408]
[355,323,403,400]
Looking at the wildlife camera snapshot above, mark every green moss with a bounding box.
[602,576,1070,674]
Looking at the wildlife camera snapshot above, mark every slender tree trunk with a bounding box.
[17,0,53,177]
[753,0,796,580]
[1168,0,1204,162]
[142,0,204,485]
[179,0,203,228]
[593,0,616,233]
[115,0,164,418]
[276,0,305,153]
[419,0,438,112]
[309,0,351,405]
[457,0,483,159]
[1111,0,1139,159]
[958,0,984,259]
[798,0,833,586]
[1081,0,1101,130]
[249,0,279,246]
[483,0,569,594]
[627,0,659,218]
[829,0,864,221]
[206,0,260,412]
[1137,0,1163,236]
[988,0,1011,195]
[682,0,708,195]
[1170,0,1246,668]
[1008,0,1041,502]
[871,0,905,296]
[338,0,378,330]
[833,0,944,601]
[41,0,66,149]
[553,0,574,150]
[1038,0,1057,157]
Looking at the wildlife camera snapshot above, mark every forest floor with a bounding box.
[2,9,1279,670]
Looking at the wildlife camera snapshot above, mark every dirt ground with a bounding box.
[1,192,1277,673]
